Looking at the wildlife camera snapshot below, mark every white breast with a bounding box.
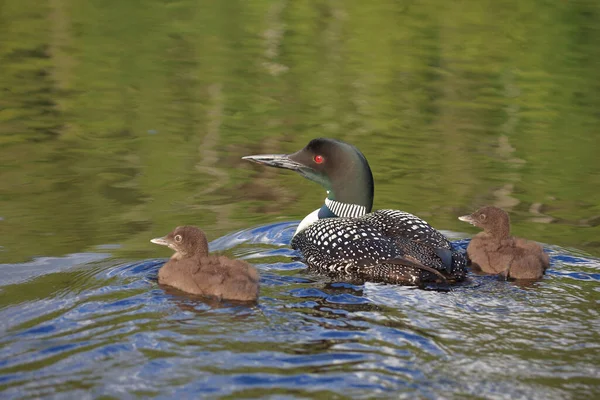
[294,208,321,236]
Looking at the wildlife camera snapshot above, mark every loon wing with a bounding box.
[391,235,454,274]
[331,237,449,282]
[383,258,448,281]
[362,210,453,249]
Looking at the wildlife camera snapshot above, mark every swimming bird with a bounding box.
[243,138,467,285]
[459,206,549,280]
[151,226,259,301]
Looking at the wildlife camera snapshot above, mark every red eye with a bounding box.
[314,155,324,164]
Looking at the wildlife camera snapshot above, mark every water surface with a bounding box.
[1,223,599,398]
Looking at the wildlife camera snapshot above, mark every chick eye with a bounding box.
[314,155,325,164]
[479,214,486,221]
[174,235,182,242]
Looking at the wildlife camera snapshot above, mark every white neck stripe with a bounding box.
[325,198,367,218]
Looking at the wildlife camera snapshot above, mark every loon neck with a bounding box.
[487,222,510,239]
[325,146,374,212]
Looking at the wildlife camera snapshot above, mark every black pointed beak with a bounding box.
[242,154,306,172]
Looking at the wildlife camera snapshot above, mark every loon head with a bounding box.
[151,226,210,259]
[243,138,374,212]
[459,206,511,239]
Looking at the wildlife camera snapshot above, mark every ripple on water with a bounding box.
[0,222,599,398]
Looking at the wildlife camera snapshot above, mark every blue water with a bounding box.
[1,222,599,399]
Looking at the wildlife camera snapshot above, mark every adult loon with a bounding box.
[459,206,549,280]
[151,226,260,301]
[243,138,467,285]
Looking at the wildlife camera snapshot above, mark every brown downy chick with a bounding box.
[459,206,549,280]
[151,226,259,301]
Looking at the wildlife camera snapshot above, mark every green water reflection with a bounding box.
[1,0,599,263]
